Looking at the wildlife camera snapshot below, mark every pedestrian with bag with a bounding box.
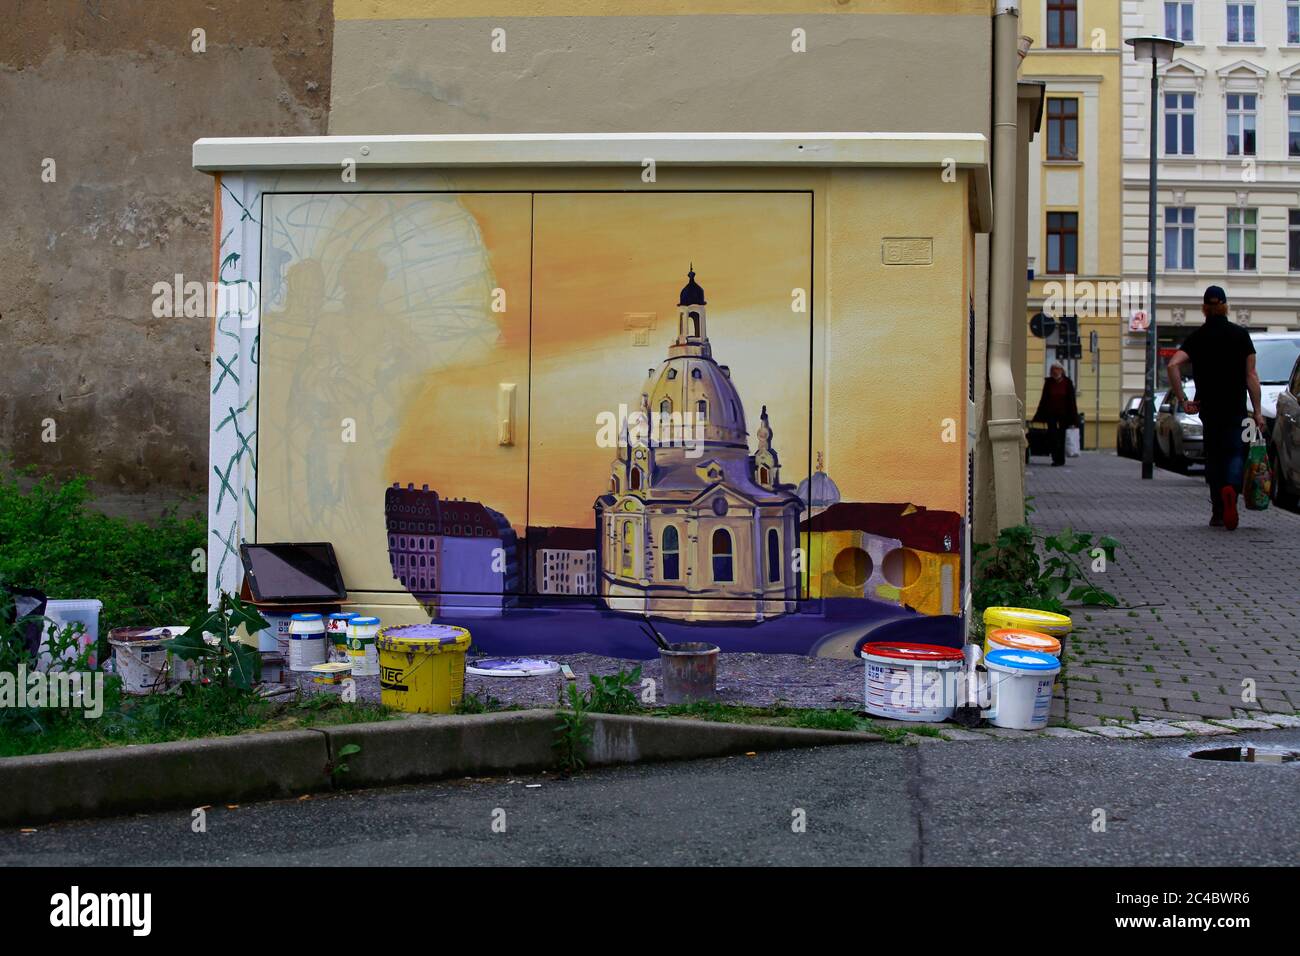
[1166,285,1265,530]
[1033,361,1079,467]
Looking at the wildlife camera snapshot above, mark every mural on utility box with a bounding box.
[259,190,963,659]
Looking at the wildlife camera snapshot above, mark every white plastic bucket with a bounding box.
[346,617,380,677]
[256,611,295,655]
[862,642,964,722]
[108,629,173,695]
[328,612,359,662]
[288,613,327,672]
[983,649,1061,730]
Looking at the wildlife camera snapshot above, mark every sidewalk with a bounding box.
[1027,451,1300,725]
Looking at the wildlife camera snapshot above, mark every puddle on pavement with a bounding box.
[1190,745,1298,765]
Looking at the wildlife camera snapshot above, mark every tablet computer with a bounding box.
[239,542,347,603]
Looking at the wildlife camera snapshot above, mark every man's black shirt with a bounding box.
[1179,315,1255,425]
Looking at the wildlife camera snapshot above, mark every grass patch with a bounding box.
[0,683,391,758]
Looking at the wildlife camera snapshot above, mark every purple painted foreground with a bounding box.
[436,599,963,659]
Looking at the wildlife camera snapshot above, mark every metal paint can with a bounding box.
[288,613,327,672]
[346,616,381,677]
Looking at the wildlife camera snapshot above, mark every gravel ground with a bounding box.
[295,652,865,711]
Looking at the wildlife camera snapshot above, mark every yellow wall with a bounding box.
[1020,0,1124,449]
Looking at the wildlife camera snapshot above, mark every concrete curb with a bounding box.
[0,710,879,826]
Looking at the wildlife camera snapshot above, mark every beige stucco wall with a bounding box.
[328,3,993,138]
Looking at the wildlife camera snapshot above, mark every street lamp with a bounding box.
[1126,34,1183,479]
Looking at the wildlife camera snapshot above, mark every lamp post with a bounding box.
[1126,34,1183,479]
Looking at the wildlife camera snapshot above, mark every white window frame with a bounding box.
[1226,2,1256,44]
[1164,91,1197,156]
[1225,92,1257,156]
[1163,206,1196,271]
[1165,0,1196,42]
[1226,207,1258,272]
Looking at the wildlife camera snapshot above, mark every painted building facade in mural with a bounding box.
[595,269,804,622]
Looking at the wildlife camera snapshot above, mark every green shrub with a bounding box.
[0,466,206,639]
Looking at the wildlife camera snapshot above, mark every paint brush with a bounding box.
[639,620,672,652]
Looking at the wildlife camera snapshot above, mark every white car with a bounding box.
[1253,333,1300,430]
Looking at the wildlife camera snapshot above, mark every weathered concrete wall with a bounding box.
[0,1,333,509]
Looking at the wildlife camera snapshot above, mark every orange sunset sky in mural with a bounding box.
[387,191,817,531]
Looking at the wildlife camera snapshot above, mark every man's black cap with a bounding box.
[1203,285,1227,304]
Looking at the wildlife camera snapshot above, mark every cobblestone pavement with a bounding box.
[1027,451,1300,727]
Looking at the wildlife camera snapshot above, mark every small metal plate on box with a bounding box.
[882,237,933,266]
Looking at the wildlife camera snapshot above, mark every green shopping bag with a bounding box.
[1243,440,1272,511]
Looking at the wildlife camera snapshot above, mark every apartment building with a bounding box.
[1122,0,1300,400]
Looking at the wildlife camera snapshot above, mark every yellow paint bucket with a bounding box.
[984,627,1062,659]
[376,624,471,714]
[982,606,1073,639]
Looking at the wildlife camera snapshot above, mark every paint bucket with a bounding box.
[862,642,964,722]
[346,616,381,677]
[41,599,103,669]
[376,624,471,714]
[982,606,1072,638]
[255,611,295,655]
[983,649,1060,730]
[984,627,1061,659]
[310,662,353,685]
[108,627,179,695]
[288,613,328,672]
[659,642,720,704]
[328,612,359,661]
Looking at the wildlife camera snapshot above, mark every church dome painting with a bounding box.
[595,268,804,622]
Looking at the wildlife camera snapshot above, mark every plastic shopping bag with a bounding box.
[1243,440,1272,511]
[1065,427,1081,458]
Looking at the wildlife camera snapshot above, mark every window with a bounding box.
[1165,1,1195,41]
[659,399,671,416]
[1226,2,1255,43]
[1046,0,1077,48]
[1291,0,1300,43]
[1226,208,1257,271]
[620,520,634,574]
[1289,210,1300,272]
[766,528,781,583]
[1289,95,1300,157]
[666,368,677,380]
[1046,98,1078,160]
[711,529,733,582]
[1164,207,1195,270]
[661,526,680,580]
[1045,212,1079,274]
[696,399,708,420]
[1164,93,1196,155]
[629,467,642,491]
[690,368,702,379]
[1226,93,1256,156]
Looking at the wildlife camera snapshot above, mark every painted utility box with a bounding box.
[195,134,989,659]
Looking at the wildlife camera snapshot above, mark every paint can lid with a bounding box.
[351,616,381,626]
[985,649,1061,672]
[466,658,561,678]
[988,628,1061,653]
[378,623,471,651]
[329,612,360,621]
[290,612,323,622]
[862,642,964,662]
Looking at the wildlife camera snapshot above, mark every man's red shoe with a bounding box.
[1220,485,1239,531]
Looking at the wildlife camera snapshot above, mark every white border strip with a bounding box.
[193,132,988,172]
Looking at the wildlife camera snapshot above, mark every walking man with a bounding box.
[1166,285,1264,530]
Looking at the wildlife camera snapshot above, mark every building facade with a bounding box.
[526,526,599,597]
[1121,0,1300,400]
[1021,0,1127,449]
[594,269,804,622]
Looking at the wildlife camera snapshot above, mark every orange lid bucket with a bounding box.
[986,627,1062,657]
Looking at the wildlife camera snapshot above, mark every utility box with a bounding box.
[195,133,989,657]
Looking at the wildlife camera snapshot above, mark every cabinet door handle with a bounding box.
[498,383,517,446]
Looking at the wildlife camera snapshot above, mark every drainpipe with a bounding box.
[987,2,1026,530]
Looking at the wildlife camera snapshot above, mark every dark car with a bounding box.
[1116,395,1141,457]
[1120,390,1165,462]
[1269,353,1300,509]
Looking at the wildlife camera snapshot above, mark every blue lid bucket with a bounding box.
[985,648,1060,672]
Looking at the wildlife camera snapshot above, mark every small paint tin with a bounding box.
[310,662,354,685]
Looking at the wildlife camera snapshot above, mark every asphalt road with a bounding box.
[3,731,1296,866]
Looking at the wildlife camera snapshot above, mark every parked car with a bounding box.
[1269,352,1300,509]
[1116,395,1142,457]
[1155,384,1203,471]
[1120,390,1165,462]
[1252,332,1300,436]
